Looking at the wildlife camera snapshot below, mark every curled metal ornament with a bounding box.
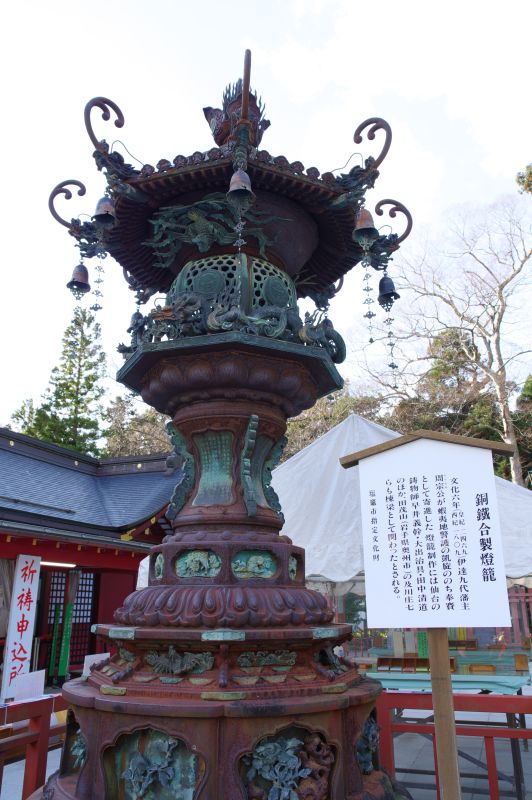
[353,118,392,169]
[332,276,344,295]
[84,97,124,149]
[375,199,413,244]
[48,180,86,227]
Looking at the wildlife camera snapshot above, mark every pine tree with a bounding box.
[12,307,106,456]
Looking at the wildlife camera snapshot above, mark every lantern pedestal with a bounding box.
[37,335,390,799]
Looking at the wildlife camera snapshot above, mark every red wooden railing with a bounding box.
[0,694,68,800]
[376,690,532,800]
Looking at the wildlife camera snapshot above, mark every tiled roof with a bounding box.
[0,429,177,531]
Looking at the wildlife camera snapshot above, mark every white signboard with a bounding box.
[1,555,41,701]
[358,440,510,628]
[10,669,45,702]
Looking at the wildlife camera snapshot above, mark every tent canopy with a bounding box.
[272,414,532,586]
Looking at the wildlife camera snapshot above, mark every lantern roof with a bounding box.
[50,51,411,303]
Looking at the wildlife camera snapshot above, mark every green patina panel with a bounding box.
[166,423,195,520]
[175,550,221,578]
[250,434,273,509]
[104,728,204,800]
[192,431,234,506]
[232,551,277,579]
[262,435,287,521]
[240,415,259,516]
[201,630,245,642]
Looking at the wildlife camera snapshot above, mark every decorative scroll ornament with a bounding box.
[353,117,392,169]
[48,180,86,228]
[49,180,108,264]
[375,199,413,244]
[84,97,125,149]
[165,423,195,521]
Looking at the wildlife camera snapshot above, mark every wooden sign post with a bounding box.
[429,627,462,799]
[341,431,513,800]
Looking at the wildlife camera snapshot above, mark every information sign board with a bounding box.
[358,439,510,628]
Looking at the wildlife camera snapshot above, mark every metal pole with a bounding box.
[241,49,251,121]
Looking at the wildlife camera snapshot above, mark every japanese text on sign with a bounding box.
[358,440,510,628]
[0,555,41,701]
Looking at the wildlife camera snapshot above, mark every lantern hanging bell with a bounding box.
[226,168,256,210]
[67,263,91,299]
[92,195,116,227]
[377,274,400,311]
[353,208,379,246]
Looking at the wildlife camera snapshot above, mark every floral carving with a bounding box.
[145,646,214,675]
[242,730,335,800]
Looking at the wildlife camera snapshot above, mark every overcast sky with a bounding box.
[1,0,530,425]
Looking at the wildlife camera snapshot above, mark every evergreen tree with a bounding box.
[11,307,106,456]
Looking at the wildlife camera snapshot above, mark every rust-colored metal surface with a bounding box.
[42,51,412,800]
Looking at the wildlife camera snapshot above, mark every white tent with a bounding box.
[271,414,532,588]
[137,414,532,590]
